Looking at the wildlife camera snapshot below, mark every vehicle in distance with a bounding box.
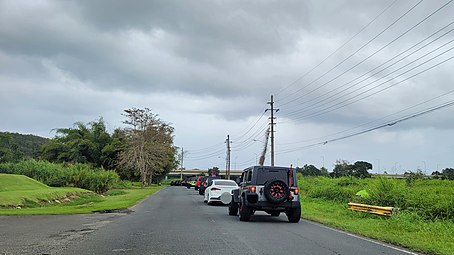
[194,176,204,191]
[186,177,197,189]
[204,179,238,205]
[198,176,221,195]
[229,166,301,223]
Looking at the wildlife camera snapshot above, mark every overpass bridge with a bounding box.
[167,169,243,178]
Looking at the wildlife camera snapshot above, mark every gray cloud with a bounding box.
[1,0,454,170]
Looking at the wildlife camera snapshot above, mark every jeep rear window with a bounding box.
[256,169,289,185]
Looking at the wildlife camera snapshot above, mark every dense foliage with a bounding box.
[0,160,119,193]
[296,160,372,178]
[0,132,47,163]
[298,176,454,221]
[40,118,122,170]
[330,160,372,178]
[441,168,454,180]
[38,111,178,184]
[296,164,329,176]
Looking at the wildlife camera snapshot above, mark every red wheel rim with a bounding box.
[270,183,285,199]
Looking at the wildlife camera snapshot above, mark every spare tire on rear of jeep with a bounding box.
[263,179,289,204]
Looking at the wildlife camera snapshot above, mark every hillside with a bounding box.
[0,131,48,159]
[0,174,86,207]
[0,173,48,192]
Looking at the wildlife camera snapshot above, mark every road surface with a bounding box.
[0,186,420,255]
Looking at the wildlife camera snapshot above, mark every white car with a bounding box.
[204,179,239,205]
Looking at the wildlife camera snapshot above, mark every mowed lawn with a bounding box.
[0,174,163,215]
[0,173,87,207]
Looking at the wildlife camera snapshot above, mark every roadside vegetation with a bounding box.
[0,174,87,208]
[0,160,118,193]
[298,175,454,255]
[0,108,177,215]
[0,173,163,215]
[1,108,179,187]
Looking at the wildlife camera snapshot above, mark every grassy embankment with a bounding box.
[299,176,454,255]
[0,174,163,215]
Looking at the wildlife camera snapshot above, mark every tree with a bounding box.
[0,132,47,159]
[431,170,442,179]
[208,166,220,176]
[118,108,177,186]
[442,168,454,180]
[320,167,329,176]
[40,118,116,169]
[330,160,372,178]
[351,161,372,178]
[331,159,351,178]
[297,164,326,176]
[0,133,24,163]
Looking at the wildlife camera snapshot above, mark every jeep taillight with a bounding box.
[248,186,256,193]
[293,187,299,195]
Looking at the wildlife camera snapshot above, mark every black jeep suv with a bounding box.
[228,166,301,223]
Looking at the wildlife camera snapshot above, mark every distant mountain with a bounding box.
[0,132,48,159]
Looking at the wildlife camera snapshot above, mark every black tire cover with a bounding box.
[264,179,289,204]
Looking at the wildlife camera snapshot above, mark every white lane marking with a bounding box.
[112,248,133,252]
[302,219,421,255]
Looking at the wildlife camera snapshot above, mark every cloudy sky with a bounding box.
[1,0,454,173]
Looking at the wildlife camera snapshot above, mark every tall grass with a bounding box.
[0,160,119,193]
[298,176,454,221]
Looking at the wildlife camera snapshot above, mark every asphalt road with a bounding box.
[0,186,420,255]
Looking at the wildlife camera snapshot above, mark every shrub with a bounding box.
[365,177,406,208]
[0,160,119,193]
[298,176,454,221]
[299,176,365,202]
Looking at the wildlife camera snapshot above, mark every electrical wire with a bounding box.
[281,22,454,118]
[287,50,454,122]
[277,89,454,148]
[277,0,427,107]
[280,0,453,113]
[274,0,398,98]
[277,97,454,154]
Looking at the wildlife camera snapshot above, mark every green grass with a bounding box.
[299,176,454,255]
[301,197,454,255]
[0,174,164,215]
[0,174,87,207]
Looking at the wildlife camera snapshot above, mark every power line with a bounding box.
[281,21,454,118]
[184,104,267,157]
[274,0,398,98]
[282,37,454,121]
[277,89,454,148]
[231,123,269,152]
[287,49,454,122]
[278,0,426,107]
[277,97,454,154]
[280,0,453,112]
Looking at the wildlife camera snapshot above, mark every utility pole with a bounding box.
[225,135,231,179]
[266,95,279,166]
[180,147,184,180]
